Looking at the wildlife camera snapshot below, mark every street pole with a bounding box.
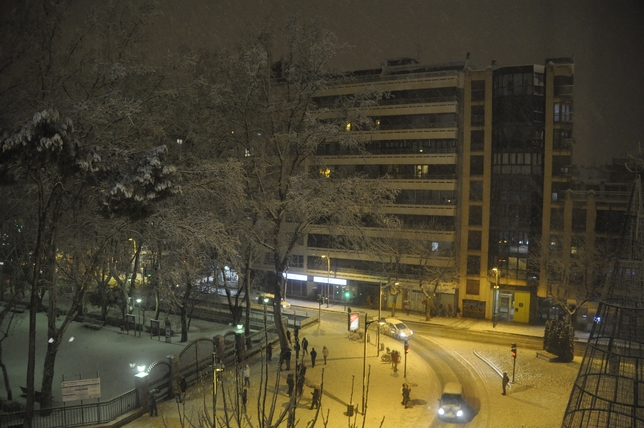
[136,298,142,337]
[377,282,382,356]
[404,347,407,377]
[492,268,500,328]
[325,256,331,308]
[361,313,369,414]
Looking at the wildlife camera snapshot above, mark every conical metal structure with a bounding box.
[562,176,644,427]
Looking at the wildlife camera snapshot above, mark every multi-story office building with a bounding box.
[273,57,627,325]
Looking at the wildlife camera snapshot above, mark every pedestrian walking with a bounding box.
[267,342,273,361]
[286,373,295,396]
[404,301,411,316]
[502,372,510,395]
[241,388,248,410]
[180,376,188,398]
[296,375,305,397]
[297,362,307,379]
[401,383,411,408]
[285,347,292,370]
[310,387,321,409]
[280,348,292,371]
[392,350,399,372]
[294,339,301,361]
[310,347,317,367]
[243,364,251,387]
[302,337,309,356]
[322,345,329,364]
[148,390,158,416]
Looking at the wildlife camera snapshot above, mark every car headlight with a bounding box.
[438,408,445,415]
[457,410,464,417]
[399,332,407,337]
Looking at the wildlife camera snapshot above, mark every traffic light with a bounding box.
[511,343,517,358]
[343,288,351,299]
[404,340,409,354]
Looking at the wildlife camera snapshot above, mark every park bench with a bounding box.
[536,350,558,361]
[81,317,104,330]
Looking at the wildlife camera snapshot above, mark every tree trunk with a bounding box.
[39,339,60,410]
[390,292,398,318]
[272,269,289,352]
[0,344,12,401]
[180,303,188,342]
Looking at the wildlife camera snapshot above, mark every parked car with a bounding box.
[381,318,413,340]
[437,382,466,420]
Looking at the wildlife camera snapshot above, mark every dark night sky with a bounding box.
[148,0,644,167]
[8,0,644,167]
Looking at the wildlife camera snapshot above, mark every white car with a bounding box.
[381,318,413,340]
[437,382,466,420]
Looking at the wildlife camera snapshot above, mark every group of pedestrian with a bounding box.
[391,349,401,372]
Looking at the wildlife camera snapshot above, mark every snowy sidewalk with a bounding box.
[125,318,434,428]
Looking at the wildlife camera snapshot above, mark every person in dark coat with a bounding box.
[148,390,158,416]
[502,372,510,395]
[180,376,188,398]
[285,347,292,370]
[267,342,273,361]
[286,329,291,344]
[302,337,309,356]
[296,375,305,397]
[310,387,321,409]
[310,348,317,367]
[401,383,411,408]
[286,374,295,396]
[294,339,301,361]
[241,388,248,410]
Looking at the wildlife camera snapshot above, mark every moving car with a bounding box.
[381,318,413,340]
[437,382,466,420]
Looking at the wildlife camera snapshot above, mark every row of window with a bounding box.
[493,72,545,97]
[395,189,456,205]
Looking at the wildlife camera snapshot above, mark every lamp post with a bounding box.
[322,255,331,308]
[136,298,142,337]
[362,313,385,414]
[492,268,500,328]
[212,354,224,419]
[377,282,384,356]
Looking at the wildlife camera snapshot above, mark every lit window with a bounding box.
[320,168,330,178]
[345,123,352,131]
[244,148,251,157]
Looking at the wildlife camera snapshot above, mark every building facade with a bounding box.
[272,57,627,324]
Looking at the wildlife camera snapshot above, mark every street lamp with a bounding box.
[136,298,142,337]
[362,313,385,414]
[492,268,500,328]
[322,255,331,308]
[212,354,224,418]
[377,282,385,356]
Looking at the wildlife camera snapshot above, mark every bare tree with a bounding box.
[200,19,396,356]
[529,233,616,323]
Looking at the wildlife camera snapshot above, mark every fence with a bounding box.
[0,389,139,428]
[0,307,317,428]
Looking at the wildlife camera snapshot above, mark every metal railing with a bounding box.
[0,389,139,428]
